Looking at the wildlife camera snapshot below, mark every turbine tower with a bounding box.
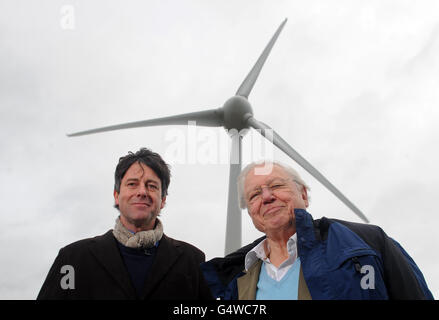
[68,19,369,255]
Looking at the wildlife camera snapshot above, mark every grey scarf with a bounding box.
[112,217,163,249]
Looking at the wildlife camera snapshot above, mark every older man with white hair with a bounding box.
[201,161,433,300]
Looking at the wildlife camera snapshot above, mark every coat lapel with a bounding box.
[237,260,262,300]
[141,234,182,299]
[298,266,312,300]
[89,230,137,298]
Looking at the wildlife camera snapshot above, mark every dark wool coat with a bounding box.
[37,231,213,300]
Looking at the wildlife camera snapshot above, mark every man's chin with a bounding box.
[264,215,293,230]
[121,213,157,231]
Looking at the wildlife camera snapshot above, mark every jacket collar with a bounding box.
[295,209,318,250]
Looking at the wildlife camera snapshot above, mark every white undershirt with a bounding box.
[244,233,298,282]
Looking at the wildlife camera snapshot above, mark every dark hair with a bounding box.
[114,148,171,201]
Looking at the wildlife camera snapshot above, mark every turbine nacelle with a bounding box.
[222,95,253,132]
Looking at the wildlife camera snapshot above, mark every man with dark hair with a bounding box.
[38,148,212,300]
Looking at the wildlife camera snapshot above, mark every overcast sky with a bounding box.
[1,0,438,299]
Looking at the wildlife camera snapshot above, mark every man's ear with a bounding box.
[301,187,309,208]
[160,196,167,209]
[114,190,119,206]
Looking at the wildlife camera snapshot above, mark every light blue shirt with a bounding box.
[256,257,301,300]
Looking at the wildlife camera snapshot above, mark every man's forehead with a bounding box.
[124,162,159,181]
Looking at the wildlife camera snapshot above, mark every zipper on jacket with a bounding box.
[351,257,362,273]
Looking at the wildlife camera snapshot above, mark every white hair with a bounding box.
[237,160,310,209]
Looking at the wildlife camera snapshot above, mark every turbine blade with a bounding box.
[225,132,243,255]
[235,18,287,98]
[247,117,369,223]
[67,108,224,137]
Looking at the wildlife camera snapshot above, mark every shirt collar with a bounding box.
[244,233,297,271]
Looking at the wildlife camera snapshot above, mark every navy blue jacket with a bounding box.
[201,209,433,300]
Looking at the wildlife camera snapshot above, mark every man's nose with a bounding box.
[261,187,275,203]
[137,184,148,197]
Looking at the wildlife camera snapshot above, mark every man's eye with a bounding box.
[249,192,260,200]
[147,184,158,190]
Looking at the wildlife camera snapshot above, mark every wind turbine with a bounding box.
[68,19,369,255]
